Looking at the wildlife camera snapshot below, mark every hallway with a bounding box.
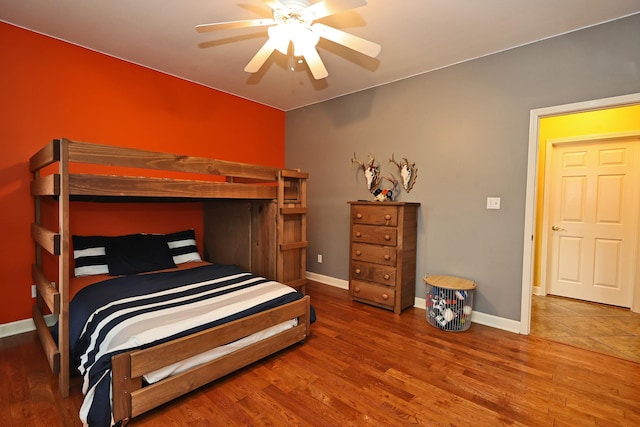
[530,295,640,364]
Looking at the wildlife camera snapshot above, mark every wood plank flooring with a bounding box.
[1,281,639,426]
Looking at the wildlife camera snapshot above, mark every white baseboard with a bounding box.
[306,271,349,290]
[469,310,521,333]
[0,314,57,339]
[2,275,521,338]
[308,272,522,334]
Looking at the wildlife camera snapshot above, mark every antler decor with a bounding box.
[389,153,418,193]
[351,152,418,201]
[351,152,381,192]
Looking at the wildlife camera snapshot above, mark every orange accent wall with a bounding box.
[0,23,285,325]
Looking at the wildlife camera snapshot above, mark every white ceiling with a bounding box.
[2,0,640,111]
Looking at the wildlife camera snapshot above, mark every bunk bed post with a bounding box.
[299,175,307,292]
[33,167,42,310]
[276,171,286,286]
[57,138,71,397]
[276,170,309,293]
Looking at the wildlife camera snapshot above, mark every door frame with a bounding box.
[520,92,640,335]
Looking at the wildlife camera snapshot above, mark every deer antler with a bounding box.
[352,152,381,192]
[351,152,366,171]
[389,153,401,169]
[381,173,399,191]
[390,153,415,170]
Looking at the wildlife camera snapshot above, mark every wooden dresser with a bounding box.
[348,201,420,314]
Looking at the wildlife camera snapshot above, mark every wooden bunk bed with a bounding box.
[29,138,310,425]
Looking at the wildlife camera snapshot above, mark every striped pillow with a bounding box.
[73,229,202,277]
[73,235,109,277]
[165,229,202,264]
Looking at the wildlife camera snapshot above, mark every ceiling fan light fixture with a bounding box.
[197,0,378,80]
[291,26,320,56]
[267,25,291,54]
[270,2,319,57]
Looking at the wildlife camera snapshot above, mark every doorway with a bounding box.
[543,134,640,307]
[520,92,640,336]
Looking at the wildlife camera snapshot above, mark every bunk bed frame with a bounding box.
[29,138,310,424]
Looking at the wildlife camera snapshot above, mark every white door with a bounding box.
[547,135,639,307]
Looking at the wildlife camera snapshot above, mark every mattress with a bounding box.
[66,263,306,426]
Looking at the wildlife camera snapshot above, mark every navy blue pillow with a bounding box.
[105,234,176,276]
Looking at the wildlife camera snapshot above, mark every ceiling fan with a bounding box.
[196,0,381,79]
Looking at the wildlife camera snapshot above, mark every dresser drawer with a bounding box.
[351,205,398,226]
[351,243,397,266]
[351,280,395,307]
[351,261,396,286]
[352,224,397,246]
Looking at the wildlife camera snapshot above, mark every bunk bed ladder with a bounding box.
[276,169,309,293]
[30,138,70,397]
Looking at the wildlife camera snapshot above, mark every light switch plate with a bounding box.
[487,197,501,209]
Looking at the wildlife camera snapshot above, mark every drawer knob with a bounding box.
[384,214,391,220]
[356,231,362,237]
[384,254,391,260]
[355,268,361,275]
[356,213,363,219]
[384,234,390,240]
[354,287,361,293]
[356,250,362,256]
[382,293,389,300]
[383,274,390,280]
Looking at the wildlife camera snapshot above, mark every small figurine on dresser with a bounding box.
[373,187,393,201]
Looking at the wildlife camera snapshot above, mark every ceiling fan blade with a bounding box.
[302,48,329,80]
[312,23,380,57]
[244,40,278,73]
[306,0,367,20]
[196,18,275,33]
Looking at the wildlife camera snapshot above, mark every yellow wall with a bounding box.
[533,104,640,288]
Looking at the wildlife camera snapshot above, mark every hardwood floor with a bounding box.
[2,281,639,426]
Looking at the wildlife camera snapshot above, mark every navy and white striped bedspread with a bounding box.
[70,264,305,426]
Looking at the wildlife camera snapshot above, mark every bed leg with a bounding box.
[112,353,141,424]
[114,418,130,427]
[302,295,311,343]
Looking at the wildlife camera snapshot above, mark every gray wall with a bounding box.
[285,14,640,321]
